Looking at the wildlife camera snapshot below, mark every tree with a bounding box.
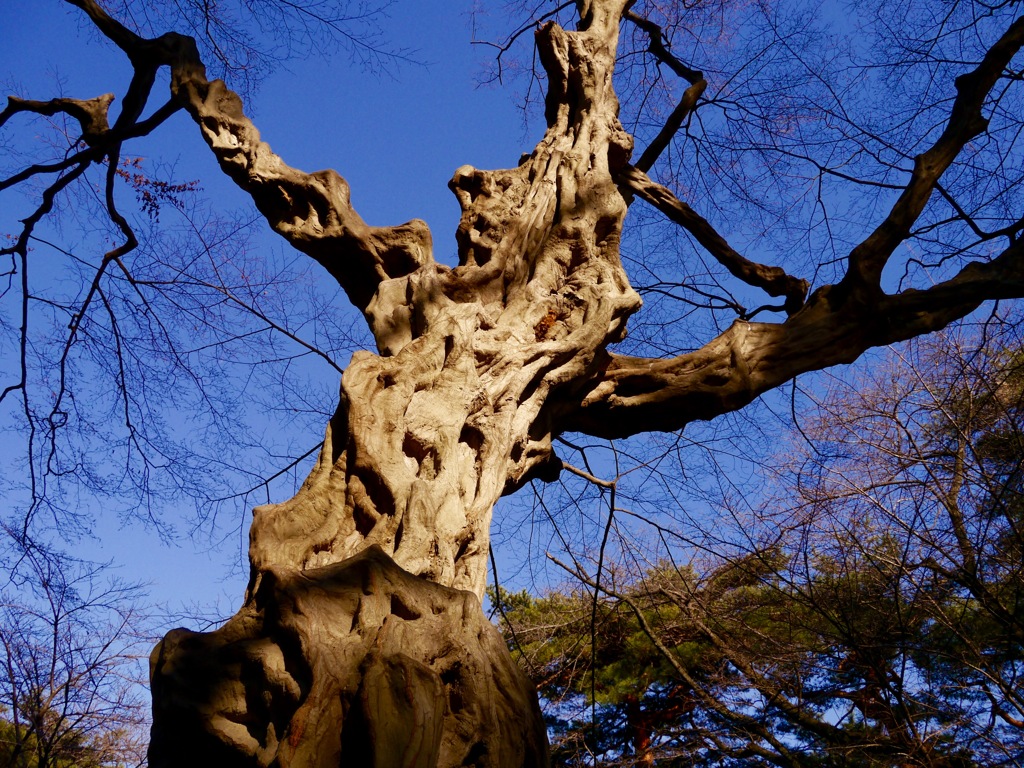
[783,322,1024,765]
[3,0,1024,765]
[494,321,1024,766]
[0,543,148,768]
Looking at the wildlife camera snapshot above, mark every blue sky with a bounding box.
[7,0,1011,642]
[0,1,545,621]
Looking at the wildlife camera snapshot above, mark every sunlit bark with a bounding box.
[5,0,1024,764]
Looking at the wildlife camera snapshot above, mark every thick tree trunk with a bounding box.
[114,0,1024,762]
[148,547,548,767]
[148,3,637,765]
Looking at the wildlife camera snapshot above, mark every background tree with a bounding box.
[0,543,148,768]
[495,318,1024,766]
[3,0,1024,765]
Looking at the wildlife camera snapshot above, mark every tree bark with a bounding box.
[148,2,639,764]
[149,547,547,767]
[53,0,1014,763]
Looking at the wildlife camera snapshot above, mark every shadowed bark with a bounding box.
[149,547,546,767]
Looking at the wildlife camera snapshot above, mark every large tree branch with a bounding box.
[0,94,114,143]
[166,40,434,312]
[842,13,1024,294]
[560,235,1024,439]
[64,0,434,316]
[617,164,809,312]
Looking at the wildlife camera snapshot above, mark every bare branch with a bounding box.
[623,9,707,173]
[618,164,809,311]
[842,13,1024,293]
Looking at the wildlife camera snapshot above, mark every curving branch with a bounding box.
[618,164,810,312]
[623,9,707,174]
[63,0,434,317]
[0,93,114,142]
[841,13,1024,294]
[168,59,434,310]
[561,231,1024,440]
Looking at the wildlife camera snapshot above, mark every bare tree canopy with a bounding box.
[3,0,1024,765]
[0,547,148,768]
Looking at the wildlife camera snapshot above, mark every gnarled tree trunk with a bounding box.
[148,4,638,765]
[42,0,1021,764]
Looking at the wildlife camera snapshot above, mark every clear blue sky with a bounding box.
[0,1,542,621]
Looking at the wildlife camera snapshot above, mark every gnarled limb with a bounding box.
[64,0,433,323]
[559,8,1024,441]
[561,232,1024,440]
[166,37,435,318]
[0,93,113,142]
